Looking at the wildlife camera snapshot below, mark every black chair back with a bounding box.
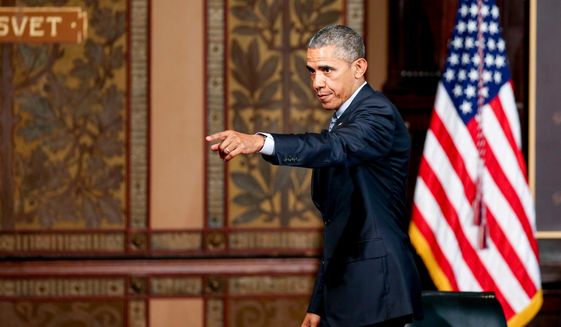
[406,291,507,327]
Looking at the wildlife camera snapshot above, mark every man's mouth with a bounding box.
[317,93,331,101]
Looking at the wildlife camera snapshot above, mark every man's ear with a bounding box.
[353,58,368,78]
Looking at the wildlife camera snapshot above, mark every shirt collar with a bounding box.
[334,81,367,119]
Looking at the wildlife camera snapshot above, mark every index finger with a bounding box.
[205,131,230,142]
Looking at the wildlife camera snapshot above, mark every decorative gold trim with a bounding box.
[0,233,124,252]
[524,0,561,239]
[206,0,226,228]
[528,0,537,199]
[229,230,321,250]
[130,0,149,228]
[206,299,224,327]
[129,300,147,327]
[151,232,202,251]
[151,277,202,296]
[346,0,364,35]
[0,6,85,12]
[206,231,227,251]
[0,230,324,254]
[229,276,314,295]
[0,278,125,297]
[536,231,561,239]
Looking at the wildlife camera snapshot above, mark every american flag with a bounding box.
[409,0,542,325]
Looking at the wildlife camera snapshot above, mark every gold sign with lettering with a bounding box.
[0,7,87,43]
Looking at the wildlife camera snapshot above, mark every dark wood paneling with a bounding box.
[382,1,561,325]
[534,0,561,231]
[384,0,529,216]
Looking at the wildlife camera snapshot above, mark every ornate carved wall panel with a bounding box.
[0,259,317,327]
[0,301,126,326]
[0,0,148,256]
[0,0,367,325]
[206,0,365,254]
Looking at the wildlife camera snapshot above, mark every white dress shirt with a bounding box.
[259,81,368,156]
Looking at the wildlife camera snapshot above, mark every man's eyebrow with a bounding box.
[306,65,334,72]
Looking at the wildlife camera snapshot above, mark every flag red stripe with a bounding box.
[411,204,459,290]
[430,112,476,202]
[485,208,538,297]
[419,157,515,318]
[484,147,539,257]
[466,117,480,147]
[464,97,537,257]
[464,102,539,266]
[489,96,528,178]
[412,2,542,323]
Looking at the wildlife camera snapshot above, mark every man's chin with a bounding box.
[320,103,338,110]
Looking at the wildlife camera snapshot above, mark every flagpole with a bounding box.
[473,0,488,249]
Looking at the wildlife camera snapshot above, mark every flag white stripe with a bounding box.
[414,178,481,290]
[498,84,522,148]
[412,1,541,324]
[434,84,479,180]
[424,131,473,227]
[424,133,529,309]
[492,86,539,234]
[483,106,536,229]
[479,238,531,312]
[483,169,542,287]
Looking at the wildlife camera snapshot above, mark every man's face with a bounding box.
[306,45,362,110]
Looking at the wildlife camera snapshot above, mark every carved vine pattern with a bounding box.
[0,0,127,229]
[228,0,342,227]
[0,301,124,326]
[230,298,308,327]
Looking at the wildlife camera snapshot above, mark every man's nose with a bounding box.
[312,74,325,89]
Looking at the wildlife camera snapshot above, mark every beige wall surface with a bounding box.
[366,0,388,91]
[150,299,203,327]
[149,1,387,230]
[151,0,204,229]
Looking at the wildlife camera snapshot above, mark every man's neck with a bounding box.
[335,81,367,118]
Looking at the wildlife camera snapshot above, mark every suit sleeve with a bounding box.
[307,261,325,314]
[262,101,397,168]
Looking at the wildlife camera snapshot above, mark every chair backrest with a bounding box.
[406,291,507,327]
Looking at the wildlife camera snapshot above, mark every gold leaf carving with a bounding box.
[151,232,202,251]
[0,301,124,326]
[129,300,147,327]
[229,276,314,295]
[0,278,125,297]
[229,230,321,250]
[206,299,225,327]
[151,277,202,296]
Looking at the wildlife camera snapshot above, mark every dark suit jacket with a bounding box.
[263,84,423,326]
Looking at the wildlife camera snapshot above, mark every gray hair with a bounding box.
[308,24,365,62]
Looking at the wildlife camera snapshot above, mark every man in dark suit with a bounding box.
[206,24,422,327]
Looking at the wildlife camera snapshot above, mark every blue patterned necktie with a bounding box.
[328,113,338,131]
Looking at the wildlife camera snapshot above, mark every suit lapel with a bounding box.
[334,83,375,129]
